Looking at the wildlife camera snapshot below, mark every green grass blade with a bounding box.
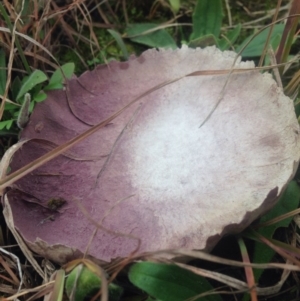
[45,62,75,91]
[218,24,242,50]
[168,0,180,13]
[107,29,129,60]
[16,70,48,101]
[190,0,223,40]
[0,2,31,74]
[126,23,177,49]
[0,49,6,95]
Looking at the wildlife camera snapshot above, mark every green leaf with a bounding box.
[244,181,300,287]
[129,262,222,301]
[29,101,35,113]
[0,120,14,130]
[190,0,223,41]
[11,76,22,101]
[5,102,19,112]
[33,91,47,102]
[16,70,48,101]
[65,264,123,301]
[168,0,180,13]
[257,181,300,240]
[0,49,6,95]
[218,24,242,50]
[45,62,74,91]
[236,24,284,57]
[107,29,129,60]
[126,24,177,49]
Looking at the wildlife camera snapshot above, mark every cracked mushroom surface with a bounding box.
[5,46,300,263]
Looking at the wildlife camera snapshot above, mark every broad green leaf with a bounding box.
[33,91,47,102]
[236,24,284,57]
[107,29,129,60]
[126,24,177,49]
[11,76,22,101]
[65,264,123,301]
[0,49,6,95]
[256,180,300,240]
[45,63,75,91]
[218,24,242,50]
[129,262,222,301]
[244,180,300,288]
[16,70,48,101]
[190,0,223,41]
[0,119,14,130]
[168,0,180,12]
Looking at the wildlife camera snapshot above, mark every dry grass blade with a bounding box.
[150,249,300,271]
[5,281,55,300]
[0,252,20,289]
[175,262,291,296]
[23,52,59,69]
[188,288,237,301]
[284,68,300,97]
[75,1,101,52]
[0,140,29,194]
[266,237,300,259]
[258,0,282,67]
[238,238,257,301]
[0,27,61,68]
[2,196,44,278]
[268,46,283,88]
[276,1,300,65]
[0,0,25,120]
[175,262,250,292]
[0,95,19,106]
[251,231,300,267]
[255,207,300,228]
[47,269,65,301]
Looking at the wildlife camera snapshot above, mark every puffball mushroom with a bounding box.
[3,46,300,264]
